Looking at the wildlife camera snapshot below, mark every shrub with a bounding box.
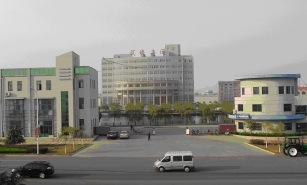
[27,147,48,154]
[0,147,28,153]
[250,139,264,145]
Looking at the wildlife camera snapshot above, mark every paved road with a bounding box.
[74,126,270,157]
[1,156,307,185]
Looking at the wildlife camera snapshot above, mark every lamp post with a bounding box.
[31,88,39,154]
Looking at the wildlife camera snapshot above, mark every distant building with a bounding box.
[218,81,240,103]
[0,52,98,137]
[101,44,194,106]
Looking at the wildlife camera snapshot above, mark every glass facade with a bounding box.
[5,99,25,134]
[35,99,54,136]
[1,69,27,77]
[61,91,69,128]
[30,68,56,76]
[75,67,90,75]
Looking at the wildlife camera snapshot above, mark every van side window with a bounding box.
[173,156,182,162]
[162,156,170,162]
[183,156,193,161]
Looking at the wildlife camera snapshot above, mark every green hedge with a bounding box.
[234,131,307,137]
[0,147,28,153]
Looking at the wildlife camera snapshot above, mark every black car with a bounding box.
[107,131,118,139]
[12,161,54,179]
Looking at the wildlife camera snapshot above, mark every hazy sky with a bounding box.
[1,0,307,90]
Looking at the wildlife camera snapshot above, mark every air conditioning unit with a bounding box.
[233,109,237,114]
[5,92,11,97]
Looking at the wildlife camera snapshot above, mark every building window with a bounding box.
[78,80,84,88]
[286,86,291,94]
[46,80,51,90]
[238,122,244,129]
[284,104,292,112]
[8,81,13,91]
[279,86,284,94]
[252,104,262,112]
[238,104,243,111]
[284,123,292,131]
[79,98,84,109]
[262,87,268,94]
[36,80,42,91]
[17,81,22,91]
[79,119,85,130]
[242,88,245,95]
[253,87,259,94]
[252,123,262,131]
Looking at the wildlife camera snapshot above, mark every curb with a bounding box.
[69,144,92,156]
[244,142,275,155]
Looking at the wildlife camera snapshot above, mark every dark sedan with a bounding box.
[12,161,54,179]
[107,131,118,139]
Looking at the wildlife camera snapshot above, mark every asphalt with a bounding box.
[73,126,270,157]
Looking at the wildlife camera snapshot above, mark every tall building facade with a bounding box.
[229,74,307,133]
[0,51,98,137]
[101,44,194,106]
[218,81,240,103]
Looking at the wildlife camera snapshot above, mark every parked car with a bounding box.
[11,161,54,179]
[107,131,118,139]
[120,131,129,139]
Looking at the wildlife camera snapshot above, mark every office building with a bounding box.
[0,51,98,137]
[229,74,307,133]
[101,44,194,106]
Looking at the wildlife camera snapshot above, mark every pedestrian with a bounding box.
[130,125,133,131]
[148,131,151,141]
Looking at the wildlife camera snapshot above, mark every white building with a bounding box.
[229,74,306,133]
[101,44,194,106]
[0,51,98,137]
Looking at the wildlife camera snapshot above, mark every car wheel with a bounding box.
[288,147,298,157]
[283,148,288,155]
[184,166,190,173]
[159,167,165,172]
[39,172,46,179]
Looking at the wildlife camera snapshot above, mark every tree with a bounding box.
[0,171,24,185]
[271,123,285,153]
[219,101,234,123]
[262,121,274,148]
[182,102,196,124]
[61,126,80,151]
[148,104,160,125]
[199,103,216,124]
[125,102,144,125]
[5,126,25,145]
[109,102,121,126]
[244,119,254,135]
[161,103,172,125]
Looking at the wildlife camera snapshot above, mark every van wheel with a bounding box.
[159,167,165,172]
[15,172,20,178]
[39,172,46,179]
[184,166,190,173]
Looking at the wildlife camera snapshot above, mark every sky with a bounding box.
[1,0,307,91]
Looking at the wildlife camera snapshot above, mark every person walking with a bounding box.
[148,131,151,141]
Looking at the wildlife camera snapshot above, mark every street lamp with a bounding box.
[31,88,39,155]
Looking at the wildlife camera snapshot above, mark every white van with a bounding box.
[154,151,194,172]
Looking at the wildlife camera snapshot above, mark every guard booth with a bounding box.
[94,126,110,136]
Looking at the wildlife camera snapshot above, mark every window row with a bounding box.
[7,80,52,91]
[78,79,96,89]
[237,104,292,112]
[241,86,295,95]
[79,98,97,109]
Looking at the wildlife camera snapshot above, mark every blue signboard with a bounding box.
[236,114,250,119]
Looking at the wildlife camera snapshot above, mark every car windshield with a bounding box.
[109,131,115,134]
[121,131,127,133]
